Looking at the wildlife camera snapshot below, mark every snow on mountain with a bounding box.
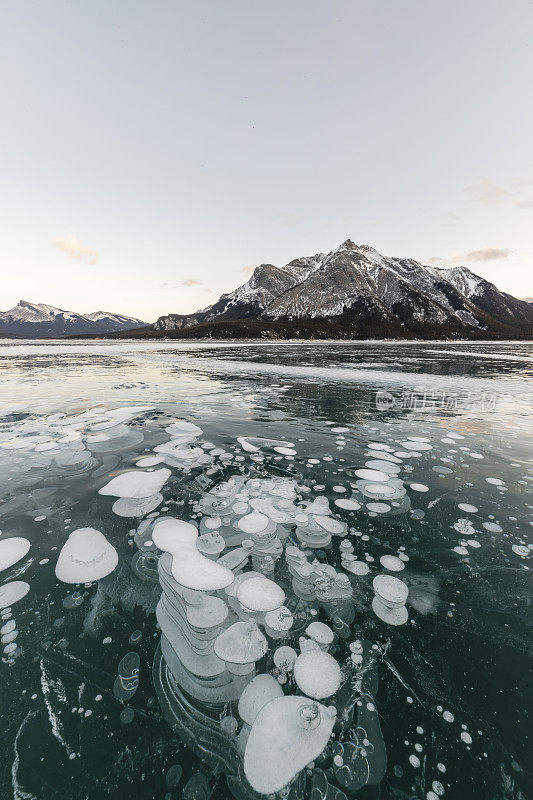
[153,240,533,340]
[84,310,145,325]
[0,301,146,338]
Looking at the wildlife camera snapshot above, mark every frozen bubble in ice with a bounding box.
[0,619,16,635]
[372,574,408,624]
[410,484,429,493]
[486,477,504,486]
[238,673,284,725]
[236,574,285,612]
[293,651,341,699]
[367,503,391,513]
[182,773,210,800]
[364,483,397,498]
[62,592,84,609]
[274,446,297,456]
[355,469,390,482]
[458,503,478,513]
[343,559,370,575]
[135,456,165,467]
[314,515,345,534]
[214,620,268,665]
[165,764,183,788]
[244,696,335,795]
[305,622,334,650]
[0,581,30,609]
[153,518,234,591]
[99,468,171,498]
[483,522,502,532]
[119,707,134,724]
[379,555,404,572]
[0,537,31,571]
[273,646,297,672]
[55,528,118,584]
[334,498,361,510]
[237,512,269,535]
[366,459,401,475]
[113,651,140,702]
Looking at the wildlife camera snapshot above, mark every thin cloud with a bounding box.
[159,280,210,291]
[428,248,511,266]
[466,180,532,208]
[53,234,97,264]
[281,212,300,227]
[464,247,511,262]
[242,266,255,273]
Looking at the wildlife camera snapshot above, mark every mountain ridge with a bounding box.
[0,300,146,338]
[147,239,532,340]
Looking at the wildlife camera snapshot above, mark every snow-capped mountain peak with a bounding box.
[153,239,533,340]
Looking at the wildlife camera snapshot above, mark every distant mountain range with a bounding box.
[129,239,532,340]
[0,300,146,338]
[8,241,532,340]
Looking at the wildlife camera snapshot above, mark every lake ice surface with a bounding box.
[0,339,531,800]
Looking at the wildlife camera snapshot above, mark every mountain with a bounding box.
[0,300,146,338]
[148,240,533,340]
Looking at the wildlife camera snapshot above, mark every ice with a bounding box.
[0,537,31,571]
[1,342,530,798]
[55,528,118,583]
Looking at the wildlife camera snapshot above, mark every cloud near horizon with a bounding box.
[177,279,203,287]
[464,247,511,262]
[53,234,97,264]
[429,247,511,266]
[466,180,533,208]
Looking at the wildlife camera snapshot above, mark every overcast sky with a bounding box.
[1,0,532,321]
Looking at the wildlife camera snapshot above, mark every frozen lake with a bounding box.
[0,339,531,800]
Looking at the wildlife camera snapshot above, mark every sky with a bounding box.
[0,0,532,322]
